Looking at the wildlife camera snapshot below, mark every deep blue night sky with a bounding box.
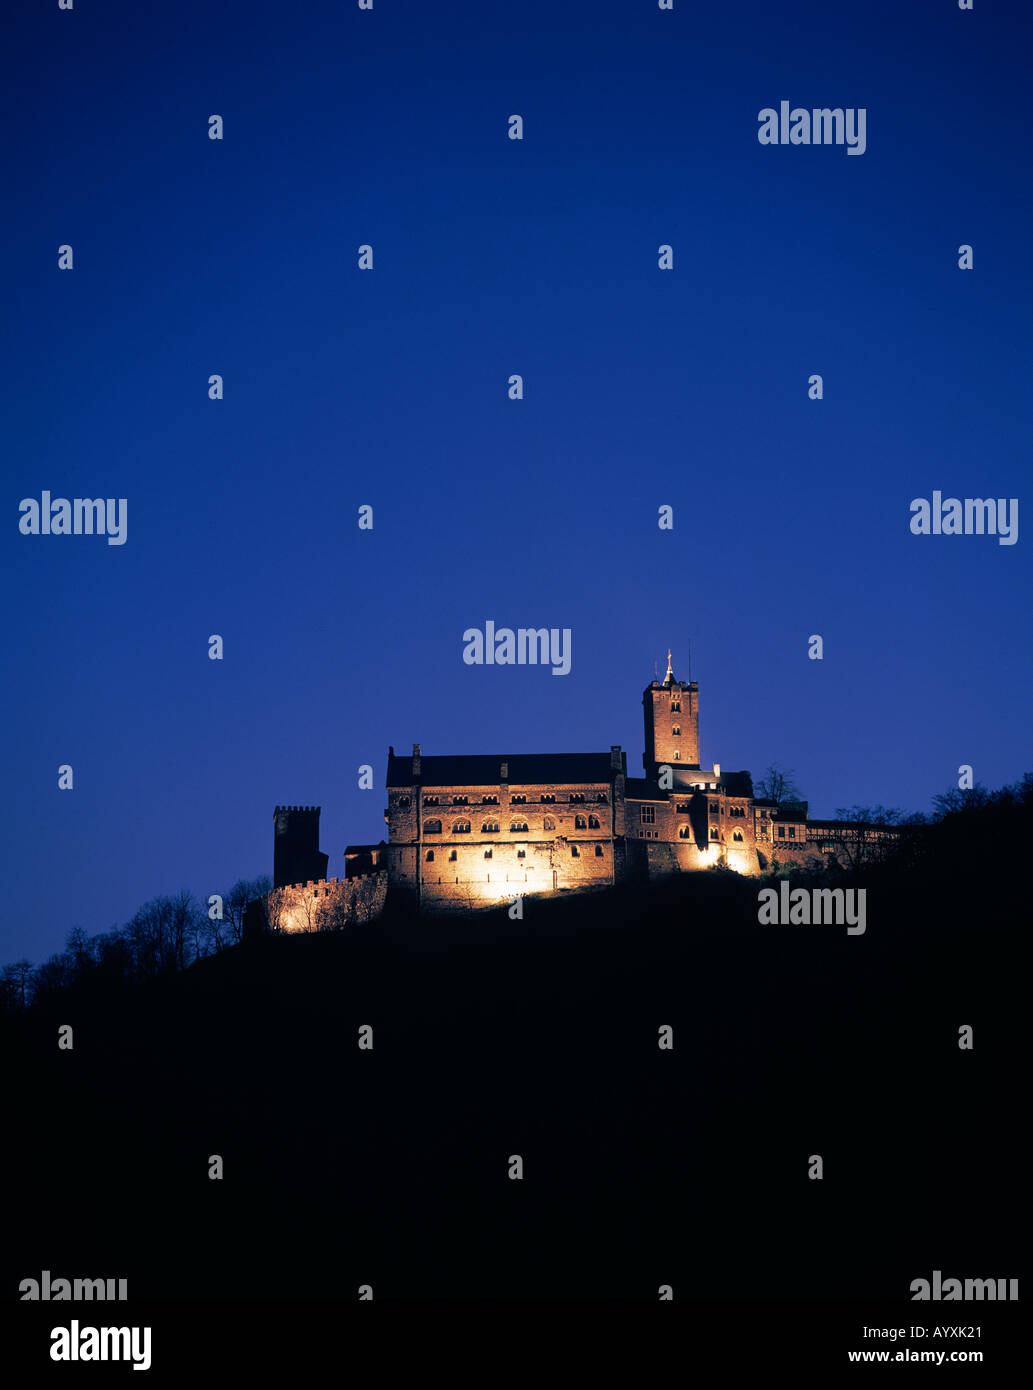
[3,0,1031,964]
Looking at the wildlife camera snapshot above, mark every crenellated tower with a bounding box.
[642,650,700,772]
[273,805,329,888]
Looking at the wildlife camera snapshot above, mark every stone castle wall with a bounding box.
[251,871,387,935]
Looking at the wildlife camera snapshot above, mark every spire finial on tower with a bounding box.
[664,648,674,683]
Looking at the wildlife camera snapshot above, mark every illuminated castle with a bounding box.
[254,655,899,928]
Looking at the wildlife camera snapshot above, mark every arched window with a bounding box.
[574,815,587,829]
[398,795,411,809]
[588,815,600,829]
[423,819,442,835]
[733,830,744,842]
[595,845,604,857]
[511,820,528,833]
[543,816,556,831]
[679,825,692,839]
[425,850,435,861]
[710,827,718,840]
[571,845,580,857]
[570,792,585,803]
[453,820,471,834]
[674,751,681,760]
[481,821,499,833]
[672,726,681,736]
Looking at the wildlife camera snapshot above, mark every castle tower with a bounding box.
[642,650,700,772]
[273,805,329,888]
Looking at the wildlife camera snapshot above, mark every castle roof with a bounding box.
[387,750,625,788]
[625,770,755,800]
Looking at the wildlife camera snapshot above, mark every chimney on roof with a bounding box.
[412,743,421,777]
[610,746,622,771]
[714,763,721,778]
[500,761,508,781]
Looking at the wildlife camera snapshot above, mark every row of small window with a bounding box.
[425,846,605,861]
[426,817,603,834]
[417,791,607,807]
[640,827,744,843]
[640,804,745,825]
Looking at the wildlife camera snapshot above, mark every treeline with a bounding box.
[0,877,270,1014]
[4,774,1031,1013]
[844,772,1033,861]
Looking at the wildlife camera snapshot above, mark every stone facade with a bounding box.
[248,871,387,936]
[383,748,627,913]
